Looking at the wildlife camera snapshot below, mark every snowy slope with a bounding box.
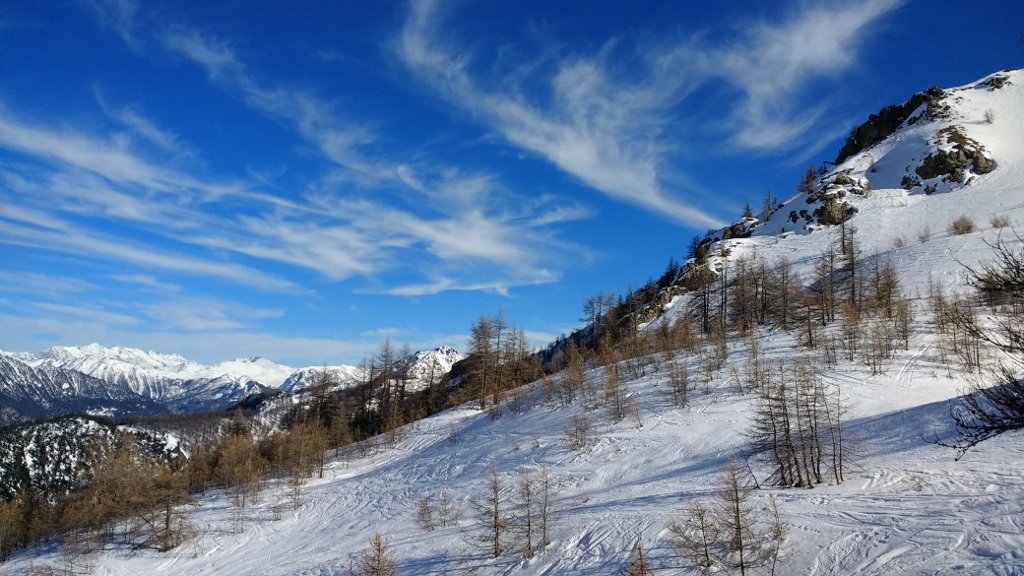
[653,69,1024,330]
[3,70,1023,575]
[8,325,1019,574]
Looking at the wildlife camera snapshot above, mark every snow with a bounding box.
[198,357,297,389]
[13,345,461,393]
[9,325,1023,574]
[4,69,1024,575]
[16,344,295,387]
[4,344,461,418]
[279,365,364,393]
[279,348,462,393]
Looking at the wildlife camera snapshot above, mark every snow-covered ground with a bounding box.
[7,322,1022,575]
[4,70,1023,576]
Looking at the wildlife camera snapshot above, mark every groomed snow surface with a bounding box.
[6,321,1023,575]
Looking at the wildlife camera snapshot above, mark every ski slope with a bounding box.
[6,322,1024,575]
[5,70,1024,576]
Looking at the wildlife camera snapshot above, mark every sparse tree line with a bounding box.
[536,232,879,489]
[322,196,1023,575]
[0,431,195,564]
[461,308,545,412]
[336,462,562,575]
[687,225,913,374]
[418,457,786,576]
[609,227,1023,575]
[407,457,788,576]
[540,174,920,380]
[932,232,1024,455]
[745,360,845,488]
[668,461,787,576]
[0,412,332,561]
[412,462,557,562]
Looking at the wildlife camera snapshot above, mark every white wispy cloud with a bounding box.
[0,210,297,292]
[2,7,596,302]
[79,0,139,46]
[158,27,588,294]
[193,215,386,282]
[396,0,902,224]
[0,107,332,290]
[141,298,285,332]
[0,271,96,297]
[1,100,576,294]
[163,30,382,178]
[707,0,905,150]
[0,110,180,191]
[379,274,555,298]
[93,88,186,154]
[313,172,587,292]
[44,171,202,227]
[398,0,719,229]
[35,302,138,326]
[0,106,239,201]
[108,274,182,293]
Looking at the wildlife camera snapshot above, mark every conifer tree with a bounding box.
[604,363,625,423]
[668,463,788,575]
[352,531,398,576]
[469,314,494,409]
[415,496,434,531]
[621,541,655,575]
[515,472,535,559]
[472,462,508,558]
[798,166,816,195]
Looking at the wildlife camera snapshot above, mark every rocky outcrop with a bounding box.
[915,126,993,183]
[834,87,945,165]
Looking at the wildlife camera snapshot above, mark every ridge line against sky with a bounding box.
[0,0,1019,365]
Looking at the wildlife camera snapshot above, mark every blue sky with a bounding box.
[0,0,1020,366]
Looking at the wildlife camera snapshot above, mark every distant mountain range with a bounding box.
[0,343,462,425]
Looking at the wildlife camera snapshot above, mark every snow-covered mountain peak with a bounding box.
[399,346,464,389]
[20,343,196,376]
[202,356,296,388]
[279,364,365,393]
[412,346,463,370]
[4,341,464,421]
[3,344,292,420]
[14,343,299,388]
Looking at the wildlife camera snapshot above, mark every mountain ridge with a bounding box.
[0,343,463,424]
